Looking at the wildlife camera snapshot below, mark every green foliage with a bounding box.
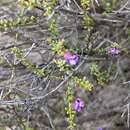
[101,0,117,13]
[48,19,58,35]
[0,16,36,30]
[65,86,76,130]
[11,47,44,76]
[53,59,71,74]
[16,115,34,130]
[42,0,57,17]
[98,48,106,55]
[47,38,64,55]
[90,63,107,85]
[82,14,94,29]
[53,59,66,71]
[18,0,41,10]
[73,76,93,91]
[110,42,120,48]
[24,122,34,130]
[80,0,90,8]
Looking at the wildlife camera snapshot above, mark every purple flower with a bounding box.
[96,127,103,130]
[107,48,120,55]
[64,52,79,65]
[72,98,85,112]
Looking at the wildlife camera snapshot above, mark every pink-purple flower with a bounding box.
[96,127,103,130]
[107,47,120,55]
[72,98,85,112]
[64,52,79,65]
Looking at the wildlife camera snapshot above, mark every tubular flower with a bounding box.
[72,98,85,112]
[107,47,120,55]
[64,51,79,65]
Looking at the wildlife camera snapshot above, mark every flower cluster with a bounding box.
[72,98,85,112]
[107,47,120,55]
[64,51,79,66]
